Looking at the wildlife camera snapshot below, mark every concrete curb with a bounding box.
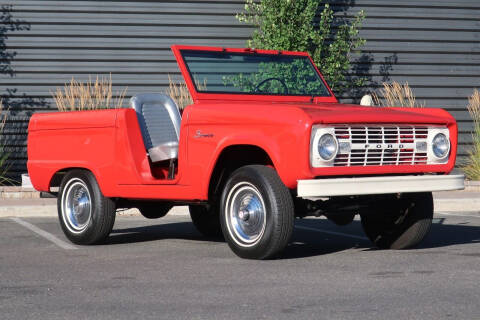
[0,187,40,199]
[434,198,480,213]
[465,180,480,191]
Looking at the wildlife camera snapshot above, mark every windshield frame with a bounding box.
[171,45,338,104]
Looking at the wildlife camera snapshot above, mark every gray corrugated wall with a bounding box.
[1,0,479,179]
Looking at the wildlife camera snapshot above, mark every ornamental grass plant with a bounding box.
[52,74,127,111]
[165,75,207,110]
[372,81,424,108]
[0,100,14,185]
[166,75,192,110]
[463,89,480,180]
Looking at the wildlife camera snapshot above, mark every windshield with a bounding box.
[181,50,331,97]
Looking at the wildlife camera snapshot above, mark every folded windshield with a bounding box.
[181,50,331,97]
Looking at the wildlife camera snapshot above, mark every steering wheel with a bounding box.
[254,77,289,94]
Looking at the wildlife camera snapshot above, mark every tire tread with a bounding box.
[361,192,433,250]
[58,169,116,245]
[220,165,294,259]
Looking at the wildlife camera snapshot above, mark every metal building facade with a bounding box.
[1,0,479,178]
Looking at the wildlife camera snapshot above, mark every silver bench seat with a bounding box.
[130,93,181,178]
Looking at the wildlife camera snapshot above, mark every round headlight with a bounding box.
[318,133,338,161]
[432,133,449,158]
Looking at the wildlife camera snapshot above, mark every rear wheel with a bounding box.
[220,165,294,260]
[360,192,433,249]
[58,170,116,245]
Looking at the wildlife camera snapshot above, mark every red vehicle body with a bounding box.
[27,45,464,259]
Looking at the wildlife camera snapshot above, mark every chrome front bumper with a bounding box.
[297,174,465,199]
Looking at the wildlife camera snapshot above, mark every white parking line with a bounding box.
[10,217,77,250]
[295,225,368,240]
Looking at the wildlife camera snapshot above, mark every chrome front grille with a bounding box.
[333,125,429,166]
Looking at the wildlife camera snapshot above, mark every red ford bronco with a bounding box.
[27,45,464,259]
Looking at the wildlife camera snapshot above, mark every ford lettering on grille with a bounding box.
[333,125,428,166]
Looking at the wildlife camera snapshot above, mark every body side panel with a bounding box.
[27,101,459,201]
[27,126,117,194]
[183,102,312,191]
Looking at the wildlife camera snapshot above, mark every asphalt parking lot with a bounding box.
[1,211,479,320]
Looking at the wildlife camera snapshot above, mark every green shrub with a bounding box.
[237,0,366,96]
[222,58,329,95]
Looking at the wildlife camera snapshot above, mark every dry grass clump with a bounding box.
[463,89,480,180]
[165,75,207,110]
[0,100,14,185]
[372,81,424,108]
[166,75,193,110]
[0,100,6,133]
[52,74,127,111]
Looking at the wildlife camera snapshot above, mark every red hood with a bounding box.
[298,102,455,125]
[191,100,456,127]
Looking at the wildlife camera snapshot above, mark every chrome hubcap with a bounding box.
[238,209,250,221]
[61,178,92,233]
[225,182,266,247]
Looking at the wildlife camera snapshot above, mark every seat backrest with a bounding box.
[130,93,181,162]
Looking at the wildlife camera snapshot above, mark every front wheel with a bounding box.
[220,165,294,260]
[58,170,116,245]
[189,204,222,238]
[360,192,433,249]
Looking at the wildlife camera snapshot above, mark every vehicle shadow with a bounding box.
[283,219,370,259]
[104,217,480,259]
[106,222,223,245]
[285,218,480,259]
[418,218,480,249]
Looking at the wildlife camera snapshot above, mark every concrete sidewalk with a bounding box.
[431,190,480,212]
[0,190,478,218]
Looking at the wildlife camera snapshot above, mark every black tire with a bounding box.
[189,204,222,238]
[220,165,294,260]
[138,202,172,219]
[360,192,433,249]
[58,170,116,245]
